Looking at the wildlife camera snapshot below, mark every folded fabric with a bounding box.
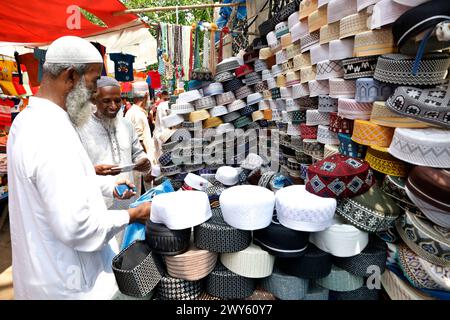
[310,215,370,257]
[220,244,275,278]
[278,244,333,279]
[276,185,336,232]
[388,127,450,168]
[316,265,364,292]
[206,262,256,299]
[151,191,212,229]
[374,53,450,86]
[352,120,395,148]
[306,154,374,199]
[406,166,450,229]
[336,184,402,233]
[386,84,450,129]
[261,267,309,300]
[194,207,252,253]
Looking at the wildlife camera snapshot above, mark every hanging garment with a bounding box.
[182,26,192,81]
[33,48,46,83]
[109,53,135,82]
[18,53,40,87]
[91,42,107,76]
[0,98,14,126]
[148,70,161,89]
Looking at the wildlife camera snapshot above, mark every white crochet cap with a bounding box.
[220,244,275,278]
[309,215,369,257]
[151,191,212,230]
[45,36,103,64]
[220,185,275,230]
[276,185,336,232]
[184,173,209,191]
[215,166,239,186]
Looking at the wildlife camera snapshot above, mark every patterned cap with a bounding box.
[306,154,374,199]
[293,52,312,71]
[300,66,317,83]
[385,84,450,129]
[216,57,242,74]
[300,123,318,139]
[261,267,309,300]
[343,56,378,80]
[317,125,339,145]
[234,85,254,100]
[328,0,357,23]
[223,78,244,92]
[244,72,262,86]
[308,80,330,97]
[365,145,410,177]
[216,91,235,106]
[254,59,268,72]
[235,64,254,78]
[329,78,357,98]
[374,53,450,86]
[330,112,354,134]
[310,43,329,65]
[155,274,203,300]
[316,60,344,80]
[178,89,203,103]
[338,133,367,158]
[292,83,311,99]
[205,262,255,299]
[351,119,394,147]
[299,0,318,20]
[355,78,396,103]
[306,109,330,126]
[189,109,211,123]
[319,21,340,44]
[309,6,328,33]
[275,22,290,39]
[170,102,195,115]
[339,11,369,39]
[318,95,338,112]
[281,33,293,50]
[254,81,268,93]
[194,96,216,110]
[337,98,373,120]
[301,31,320,53]
[354,28,396,57]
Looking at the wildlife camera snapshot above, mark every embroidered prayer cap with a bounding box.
[131,81,149,97]
[370,0,411,29]
[338,133,367,158]
[406,166,450,229]
[145,220,191,256]
[300,65,317,83]
[155,274,203,300]
[370,101,430,128]
[281,33,293,50]
[354,28,397,57]
[276,185,336,232]
[306,109,330,126]
[220,185,275,231]
[308,6,328,33]
[315,265,365,291]
[330,112,355,134]
[329,39,354,61]
[151,191,212,230]
[300,123,318,139]
[334,236,387,277]
[170,102,195,115]
[319,22,340,44]
[178,89,203,103]
[301,31,321,53]
[288,11,300,30]
[396,209,450,267]
[45,36,103,64]
[374,53,450,86]
[318,95,338,113]
[189,109,210,123]
[162,114,184,128]
[310,215,370,257]
[365,145,410,177]
[205,262,256,299]
[397,243,450,292]
[351,119,395,148]
[215,166,239,186]
[235,64,254,78]
[342,56,378,80]
[393,0,450,49]
[306,154,375,199]
[317,125,339,145]
[327,0,357,23]
[275,22,290,39]
[183,173,209,191]
[220,244,275,278]
[315,60,344,80]
[310,43,329,65]
[203,82,224,96]
[308,80,329,97]
[355,78,395,103]
[261,266,309,300]
[277,244,333,279]
[111,240,163,298]
[329,78,356,99]
[216,57,242,74]
[386,84,450,129]
[97,76,120,88]
[253,213,309,258]
[357,0,380,11]
[381,174,418,213]
[259,47,274,60]
[388,127,450,168]
[337,184,402,233]
[338,98,373,120]
[339,11,369,39]
[300,0,318,20]
[164,242,218,281]
[194,207,252,253]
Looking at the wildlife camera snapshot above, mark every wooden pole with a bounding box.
[114,3,245,16]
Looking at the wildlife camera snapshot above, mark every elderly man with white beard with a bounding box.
[76,76,151,210]
[7,36,151,300]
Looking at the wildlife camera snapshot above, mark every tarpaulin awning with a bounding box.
[0,0,142,43]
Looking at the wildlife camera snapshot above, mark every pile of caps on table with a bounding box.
[111,0,450,300]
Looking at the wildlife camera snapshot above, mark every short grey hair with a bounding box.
[43,62,88,78]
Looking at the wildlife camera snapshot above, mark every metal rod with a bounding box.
[114,3,245,16]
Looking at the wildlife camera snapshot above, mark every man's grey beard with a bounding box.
[66,77,94,127]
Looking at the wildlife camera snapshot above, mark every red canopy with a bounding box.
[0,0,141,43]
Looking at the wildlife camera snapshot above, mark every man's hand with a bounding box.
[128,202,151,224]
[113,179,137,200]
[95,164,122,176]
[134,157,151,173]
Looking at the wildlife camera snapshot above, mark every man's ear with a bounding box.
[62,67,80,92]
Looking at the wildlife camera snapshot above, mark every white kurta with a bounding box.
[124,104,155,163]
[76,114,148,209]
[7,97,130,300]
